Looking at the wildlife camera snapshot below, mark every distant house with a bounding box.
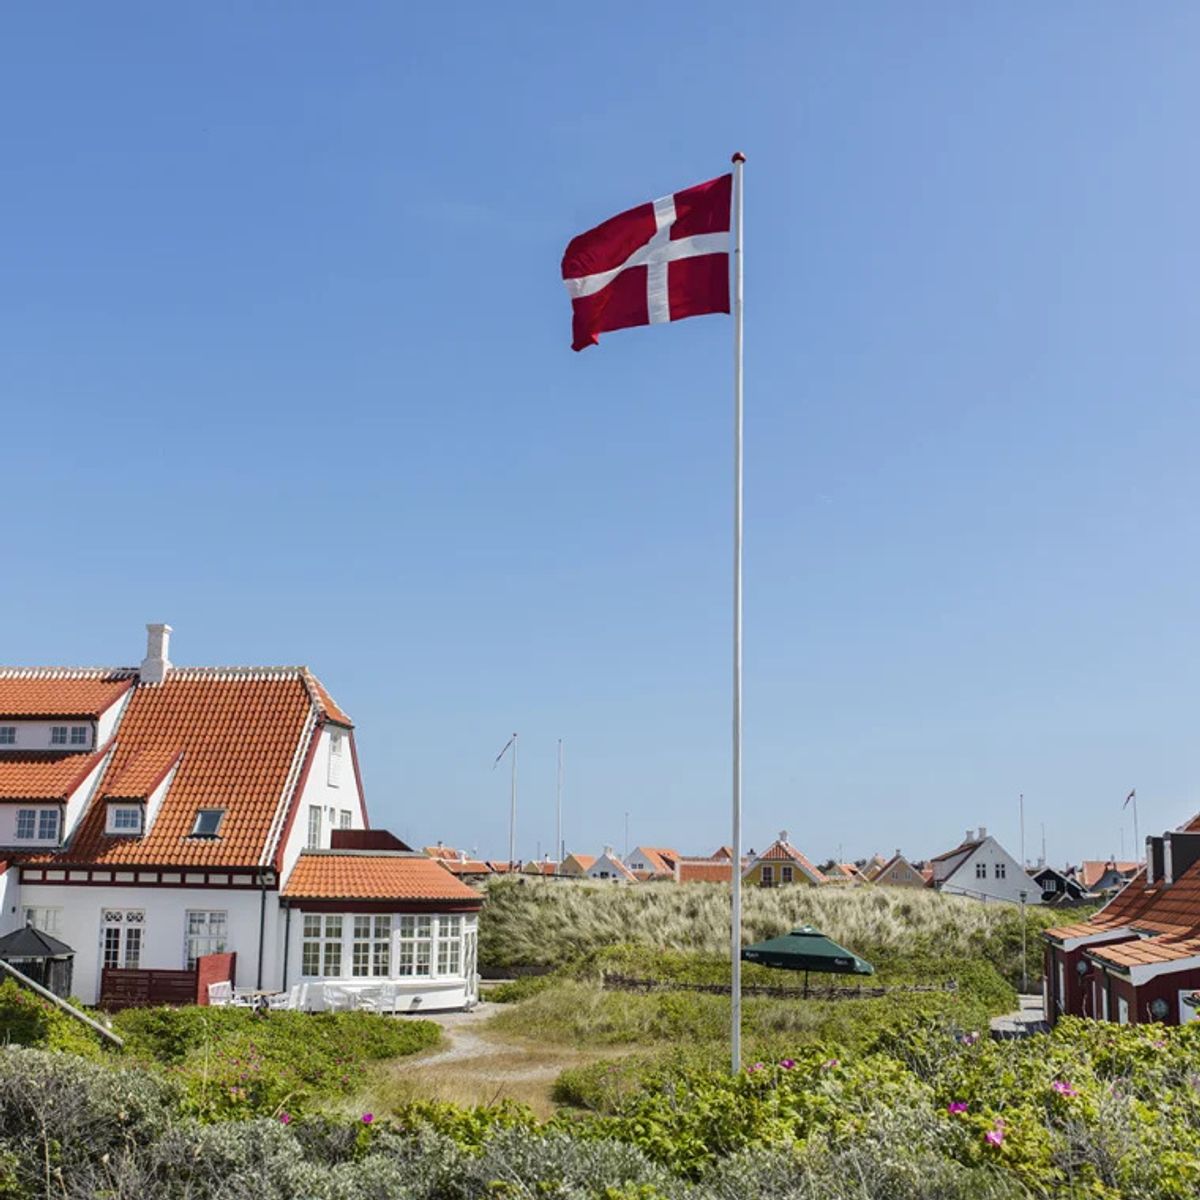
[862,854,889,881]
[1043,820,1200,1027]
[559,853,595,878]
[425,844,492,882]
[675,858,733,884]
[929,827,1040,905]
[1080,860,1139,897]
[710,845,734,861]
[521,859,558,878]
[584,847,636,883]
[825,862,868,885]
[1029,864,1093,905]
[625,847,679,879]
[743,832,827,888]
[871,852,926,889]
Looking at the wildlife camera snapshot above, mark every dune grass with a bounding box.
[480,876,1077,987]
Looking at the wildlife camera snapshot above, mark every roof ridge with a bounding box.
[0,668,138,679]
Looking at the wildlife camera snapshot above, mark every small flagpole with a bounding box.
[509,732,518,868]
[556,738,564,869]
[730,150,745,1076]
[1132,790,1139,864]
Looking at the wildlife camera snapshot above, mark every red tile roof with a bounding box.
[635,847,679,875]
[929,838,984,864]
[282,852,482,903]
[0,670,135,718]
[0,746,112,802]
[1080,860,1138,889]
[677,859,732,884]
[302,671,354,727]
[101,747,182,799]
[562,854,595,872]
[442,858,491,876]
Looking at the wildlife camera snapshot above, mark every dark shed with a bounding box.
[0,926,75,998]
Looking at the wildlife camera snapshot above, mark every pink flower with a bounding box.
[278,1113,292,1125]
[985,1127,1005,1147]
[1051,1080,1077,1097]
[361,1113,374,1125]
[779,1059,796,1070]
[1153,1039,1167,1050]
[947,1101,968,1114]
[747,1062,765,1074]
[821,1058,840,1070]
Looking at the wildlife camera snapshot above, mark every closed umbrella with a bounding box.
[741,925,874,996]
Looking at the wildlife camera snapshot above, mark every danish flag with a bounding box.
[561,174,731,351]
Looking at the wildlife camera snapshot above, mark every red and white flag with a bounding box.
[561,174,731,351]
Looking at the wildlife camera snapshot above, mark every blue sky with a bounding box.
[3,3,1198,867]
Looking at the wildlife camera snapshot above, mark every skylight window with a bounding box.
[190,809,224,839]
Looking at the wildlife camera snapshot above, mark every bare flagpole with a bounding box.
[556,739,564,867]
[510,733,518,867]
[730,150,745,1075]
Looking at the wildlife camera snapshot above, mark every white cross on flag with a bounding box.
[561,174,731,351]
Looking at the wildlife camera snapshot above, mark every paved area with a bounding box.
[990,993,1050,1039]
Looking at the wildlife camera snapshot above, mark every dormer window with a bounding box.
[51,726,68,746]
[190,809,224,839]
[0,727,14,746]
[106,804,144,836]
[70,726,89,746]
[13,807,60,843]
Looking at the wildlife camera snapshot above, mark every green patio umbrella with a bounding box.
[741,925,874,996]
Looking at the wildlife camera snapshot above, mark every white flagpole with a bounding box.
[730,150,745,1075]
[510,732,518,868]
[556,738,564,868]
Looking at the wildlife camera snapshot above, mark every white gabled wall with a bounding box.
[278,727,366,886]
[939,837,1041,905]
[0,869,18,937]
[61,747,115,845]
[96,689,134,747]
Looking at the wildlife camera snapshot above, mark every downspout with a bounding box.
[256,871,268,990]
[281,903,291,990]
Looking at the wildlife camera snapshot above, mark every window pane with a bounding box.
[16,811,35,839]
[303,914,322,938]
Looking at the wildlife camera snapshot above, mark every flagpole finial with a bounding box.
[731,151,746,164]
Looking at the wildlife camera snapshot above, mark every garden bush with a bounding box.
[0,979,106,1059]
[112,1004,441,1119]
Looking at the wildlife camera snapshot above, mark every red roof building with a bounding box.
[0,624,482,1012]
[1043,818,1200,1026]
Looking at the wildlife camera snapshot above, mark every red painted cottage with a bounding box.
[1043,818,1200,1026]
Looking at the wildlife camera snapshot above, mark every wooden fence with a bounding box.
[601,973,957,1001]
[99,967,198,1010]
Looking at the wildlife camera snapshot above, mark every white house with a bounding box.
[584,847,636,882]
[0,624,482,1010]
[928,827,1041,905]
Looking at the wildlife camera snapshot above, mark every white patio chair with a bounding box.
[290,983,309,1011]
[323,984,351,1011]
[266,987,294,1011]
[231,987,257,1007]
[207,981,233,1007]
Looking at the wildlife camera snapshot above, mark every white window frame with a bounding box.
[184,910,228,970]
[0,726,15,746]
[37,809,59,842]
[23,907,62,935]
[975,861,987,879]
[15,809,36,840]
[995,862,1006,880]
[352,915,392,977]
[339,809,352,830]
[436,914,462,977]
[307,805,322,849]
[327,731,343,787]
[69,725,89,746]
[301,914,343,977]
[106,804,144,835]
[50,726,68,746]
[396,915,433,977]
[101,909,144,970]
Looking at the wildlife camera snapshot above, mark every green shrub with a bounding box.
[111,1005,441,1119]
[0,979,106,1059]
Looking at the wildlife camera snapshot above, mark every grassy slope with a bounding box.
[480,876,1078,988]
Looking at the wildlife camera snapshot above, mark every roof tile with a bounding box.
[282,852,482,902]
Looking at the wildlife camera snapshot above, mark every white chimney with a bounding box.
[140,623,173,685]
[779,830,790,843]
[977,825,988,839]
[965,829,974,842]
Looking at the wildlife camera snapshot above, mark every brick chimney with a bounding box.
[140,623,173,685]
